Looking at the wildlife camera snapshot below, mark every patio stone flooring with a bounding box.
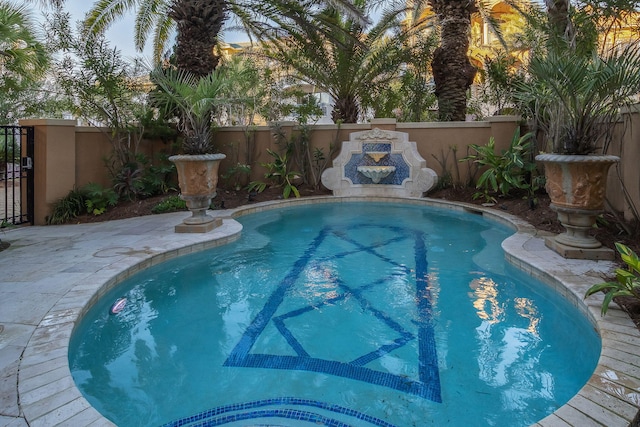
[0,196,638,427]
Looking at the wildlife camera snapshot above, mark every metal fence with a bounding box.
[1,126,34,225]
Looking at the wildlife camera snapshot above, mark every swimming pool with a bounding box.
[69,202,600,427]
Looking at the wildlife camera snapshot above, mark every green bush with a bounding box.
[585,243,640,316]
[111,154,176,200]
[248,148,301,199]
[46,188,87,224]
[47,183,118,224]
[461,130,543,204]
[83,183,118,215]
[151,195,187,214]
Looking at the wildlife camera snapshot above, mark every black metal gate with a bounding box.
[1,126,34,225]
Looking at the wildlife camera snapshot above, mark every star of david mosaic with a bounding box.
[224,224,442,403]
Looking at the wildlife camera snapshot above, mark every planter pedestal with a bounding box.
[169,154,226,233]
[536,153,619,260]
[545,204,614,260]
[174,193,223,233]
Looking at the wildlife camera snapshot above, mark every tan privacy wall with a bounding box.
[19,114,639,226]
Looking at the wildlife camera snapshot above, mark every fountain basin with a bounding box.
[357,165,396,183]
[365,151,389,163]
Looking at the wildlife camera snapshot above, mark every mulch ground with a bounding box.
[76,184,639,255]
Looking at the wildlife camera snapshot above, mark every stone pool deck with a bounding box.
[0,196,638,427]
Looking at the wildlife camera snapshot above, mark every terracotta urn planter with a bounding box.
[536,153,619,258]
[169,153,226,233]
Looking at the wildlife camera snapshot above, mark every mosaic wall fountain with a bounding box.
[321,128,437,197]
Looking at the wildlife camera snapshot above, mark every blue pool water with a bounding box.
[69,202,600,427]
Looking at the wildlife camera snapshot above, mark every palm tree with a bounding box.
[0,1,49,124]
[424,0,514,122]
[260,0,413,123]
[427,1,478,121]
[149,66,230,153]
[0,1,48,93]
[86,0,224,77]
[545,0,572,41]
[83,0,364,77]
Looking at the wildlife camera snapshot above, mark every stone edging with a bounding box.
[17,196,640,427]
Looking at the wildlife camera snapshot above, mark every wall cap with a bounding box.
[19,119,77,127]
[370,118,397,125]
[397,121,490,129]
[485,115,521,123]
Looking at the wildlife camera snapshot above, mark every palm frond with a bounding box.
[85,0,139,35]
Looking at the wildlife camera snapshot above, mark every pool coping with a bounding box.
[5,196,640,426]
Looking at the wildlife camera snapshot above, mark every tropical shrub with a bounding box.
[248,148,301,199]
[222,163,251,191]
[585,243,640,316]
[83,183,118,215]
[46,188,87,225]
[110,153,176,200]
[46,183,118,224]
[151,195,187,214]
[462,130,543,204]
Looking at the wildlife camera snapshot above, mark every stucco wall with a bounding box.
[19,115,640,226]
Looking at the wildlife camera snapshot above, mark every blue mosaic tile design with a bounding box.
[344,148,410,185]
[162,397,398,427]
[224,225,441,402]
[362,142,391,153]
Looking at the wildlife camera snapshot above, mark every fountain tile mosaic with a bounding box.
[344,153,409,185]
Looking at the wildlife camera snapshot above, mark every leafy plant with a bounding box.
[151,195,187,214]
[585,243,640,316]
[0,2,49,125]
[478,51,523,116]
[512,2,640,155]
[149,66,230,155]
[113,163,145,201]
[83,183,118,215]
[110,153,176,200]
[141,158,176,196]
[222,163,251,191]
[46,188,87,225]
[248,149,301,199]
[462,130,543,204]
[48,13,148,170]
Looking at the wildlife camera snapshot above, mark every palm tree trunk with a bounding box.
[546,0,572,40]
[332,94,360,123]
[430,0,477,121]
[170,0,226,76]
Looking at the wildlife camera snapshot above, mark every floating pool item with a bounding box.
[109,297,127,314]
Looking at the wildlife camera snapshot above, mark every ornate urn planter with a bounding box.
[169,153,226,233]
[535,153,619,259]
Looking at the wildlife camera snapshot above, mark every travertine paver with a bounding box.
[0,196,637,426]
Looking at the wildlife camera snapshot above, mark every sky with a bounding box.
[31,0,250,60]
